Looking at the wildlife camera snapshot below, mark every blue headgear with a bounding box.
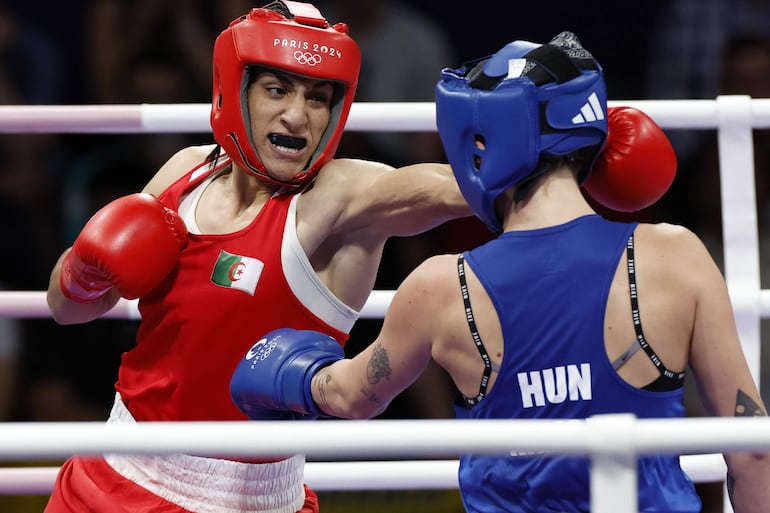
[435,32,608,232]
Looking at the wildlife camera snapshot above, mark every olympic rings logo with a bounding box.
[293,51,322,66]
[246,338,277,362]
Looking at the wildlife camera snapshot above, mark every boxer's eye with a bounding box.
[473,135,485,170]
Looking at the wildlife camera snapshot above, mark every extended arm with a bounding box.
[353,162,472,238]
[230,256,453,420]
[308,159,472,241]
[685,230,770,513]
[312,257,453,418]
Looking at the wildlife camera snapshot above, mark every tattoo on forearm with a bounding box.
[359,380,382,404]
[366,342,392,384]
[727,389,767,507]
[734,389,766,417]
[315,371,332,408]
[355,343,392,405]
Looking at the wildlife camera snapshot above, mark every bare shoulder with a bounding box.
[142,144,217,196]
[298,158,396,229]
[310,158,453,195]
[303,158,460,233]
[310,158,394,193]
[391,254,460,314]
[633,222,721,288]
[300,158,465,255]
[384,253,480,374]
[634,222,711,258]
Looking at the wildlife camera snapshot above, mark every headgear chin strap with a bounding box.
[211,1,361,188]
[435,31,607,232]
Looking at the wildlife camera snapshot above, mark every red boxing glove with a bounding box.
[60,193,188,303]
[582,106,676,212]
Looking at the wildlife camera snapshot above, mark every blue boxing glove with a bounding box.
[230,328,344,420]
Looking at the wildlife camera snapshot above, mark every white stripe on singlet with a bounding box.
[281,194,359,333]
[104,394,306,513]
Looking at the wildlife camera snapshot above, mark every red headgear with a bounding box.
[211,1,361,187]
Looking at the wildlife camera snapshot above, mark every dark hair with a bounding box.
[510,145,599,203]
[206,2,290,167]
[206,144,222,164]
[259,0,292,18]
[247,65,264,85]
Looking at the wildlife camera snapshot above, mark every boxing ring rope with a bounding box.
[0,96,767,512]
[0,416,762,504]
[2,98,770,134]
[8,288,770,321]
[0,453,729,495]
[0,96,767,378]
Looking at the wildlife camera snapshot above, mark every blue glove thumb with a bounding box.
[230,328,344,420]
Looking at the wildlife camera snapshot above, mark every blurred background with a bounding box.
[3,0,770,511]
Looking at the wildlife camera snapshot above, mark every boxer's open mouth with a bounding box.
[269,134,306,152]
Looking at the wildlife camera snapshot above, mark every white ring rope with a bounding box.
[1,98,770,133]
[5,289,770,320]
[1,96,768,324]
[0,454,728,495]
[0,98,766,513]
[0,415,750,513]
[0,414,766,460]
[0,290,393,320]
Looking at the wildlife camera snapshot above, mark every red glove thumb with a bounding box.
[582,106,676,212]
[61,193,188,302]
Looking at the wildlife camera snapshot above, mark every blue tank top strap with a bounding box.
[613,234,686,391]
[456,253,500,408]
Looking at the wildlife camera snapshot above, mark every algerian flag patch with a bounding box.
[210,250,264,295]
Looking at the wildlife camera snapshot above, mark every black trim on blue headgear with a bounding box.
[435,32,608,233]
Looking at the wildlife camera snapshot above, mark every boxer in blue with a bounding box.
[231,32,770,513]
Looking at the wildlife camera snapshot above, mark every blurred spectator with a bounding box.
[318,0,470,285]
[665,35,770,273]
[0,7,62,105]
[0,5,65,276]
[656,34,770,513]
[0,7,73,511]
[0,6,67,422]
[319,0,454,167]
[70,0,257,233]
[644,0,770,165]
[17,0,250,427]
[0,283,20,420]
[84,0,254,104]
[314,0,465,423]
[61,47,212,242]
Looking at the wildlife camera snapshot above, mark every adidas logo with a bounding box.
[571,92,604,124]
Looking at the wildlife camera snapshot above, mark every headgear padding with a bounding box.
[435,32,607,232]
[211,1,361,187]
